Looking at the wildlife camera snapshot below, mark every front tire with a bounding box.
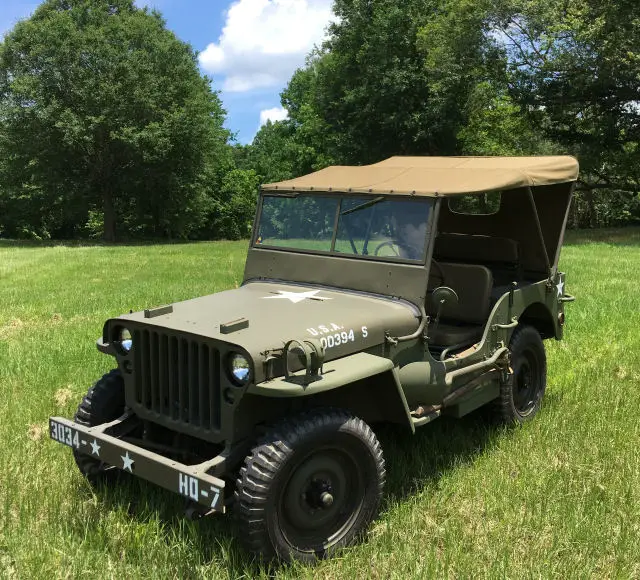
[494,325,547,424]
[73,369,125,482]
[234,409,385,563]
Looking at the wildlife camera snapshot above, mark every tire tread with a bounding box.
[73,369,125,481]
[494,324,546,424]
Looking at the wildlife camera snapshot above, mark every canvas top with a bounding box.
[261,155,579,197]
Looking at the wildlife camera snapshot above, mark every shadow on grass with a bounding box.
[73,474,268,577]
[564,226,640,247]
[375,411,501,505]
[66,410,502,575]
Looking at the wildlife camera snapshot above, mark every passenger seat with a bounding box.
[427,262,493,347]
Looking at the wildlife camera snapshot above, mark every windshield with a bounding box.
[255,194,433,262]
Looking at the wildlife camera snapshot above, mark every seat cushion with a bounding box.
[428,322,483,347]
[428,262,493,325]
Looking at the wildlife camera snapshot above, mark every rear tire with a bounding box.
[73,369,125,482]
[494,325,546,424]
[234,409,385,563]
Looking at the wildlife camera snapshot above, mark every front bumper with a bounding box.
[49,416,226,512]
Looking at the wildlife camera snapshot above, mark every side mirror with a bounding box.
[430,286,459,311]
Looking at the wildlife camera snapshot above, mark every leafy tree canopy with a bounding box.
[0,0,231,240]
[481,0,640,224]
[274,0,494,166]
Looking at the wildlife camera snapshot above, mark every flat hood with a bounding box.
[112,281,419,378]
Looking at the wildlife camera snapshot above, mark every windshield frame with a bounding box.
[252,192,436,265]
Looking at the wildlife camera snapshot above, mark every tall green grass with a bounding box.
[1,230,639,578]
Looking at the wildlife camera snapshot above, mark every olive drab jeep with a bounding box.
[50,156,578,562]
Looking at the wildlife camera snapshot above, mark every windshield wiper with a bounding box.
[340,196,385,216]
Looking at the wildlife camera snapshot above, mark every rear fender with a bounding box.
[518,301,557,339]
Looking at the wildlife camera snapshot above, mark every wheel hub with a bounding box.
[280,448,365,550]
[321,491,334,507]
[303,478,335,510]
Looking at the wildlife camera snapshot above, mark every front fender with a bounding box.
[248,352,415,431]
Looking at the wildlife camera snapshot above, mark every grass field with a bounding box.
[1,229,639,578]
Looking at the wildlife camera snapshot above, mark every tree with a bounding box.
[457,83,557,156]
[410,0,640,226]
[243,115,337,186]
[309,0,465,163]
[258,0,502,173]
[201,168,260,240]
[488,0,640,225]
[0,0,230,240]
[240,121,301,184]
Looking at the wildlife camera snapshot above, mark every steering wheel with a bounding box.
[373,241,400,257]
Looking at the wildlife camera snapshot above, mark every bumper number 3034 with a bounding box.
[51,421,80,449]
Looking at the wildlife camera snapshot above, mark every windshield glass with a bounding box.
[255,194,432,262]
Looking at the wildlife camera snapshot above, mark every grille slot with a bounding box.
[133,329,221,431]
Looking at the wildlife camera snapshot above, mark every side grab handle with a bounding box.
[492,317,518,331]
[559,294,576,303]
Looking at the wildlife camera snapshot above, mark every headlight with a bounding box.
[117,327,132,354]
[229,353,251,385]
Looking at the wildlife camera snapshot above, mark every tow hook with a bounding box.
[184,502,210,521]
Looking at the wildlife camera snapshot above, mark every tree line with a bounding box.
[1,0,639,241]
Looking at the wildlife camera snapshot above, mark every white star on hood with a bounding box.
[556,280,565,297]
[262,290,332,304]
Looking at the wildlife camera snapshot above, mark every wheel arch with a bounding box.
[517,302,556,339]
[244,353,415,433]
[299,368,414,431]
[242,352,415,433]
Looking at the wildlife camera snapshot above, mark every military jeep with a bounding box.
[50,156,577,562]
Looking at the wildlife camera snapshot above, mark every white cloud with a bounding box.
[260,106,289,125]
[199,0,334,92]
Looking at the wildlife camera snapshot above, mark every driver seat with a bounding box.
[427,262,493,347]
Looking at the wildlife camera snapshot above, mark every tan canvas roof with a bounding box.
[261,156,579,197]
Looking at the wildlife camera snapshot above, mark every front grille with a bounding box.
[132,329,221,431]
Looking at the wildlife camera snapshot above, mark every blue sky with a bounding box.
[0,0,334,143]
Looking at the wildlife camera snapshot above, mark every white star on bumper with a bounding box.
[90,439,101,456]
[262,290,332,303]
[121,451,134,472]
